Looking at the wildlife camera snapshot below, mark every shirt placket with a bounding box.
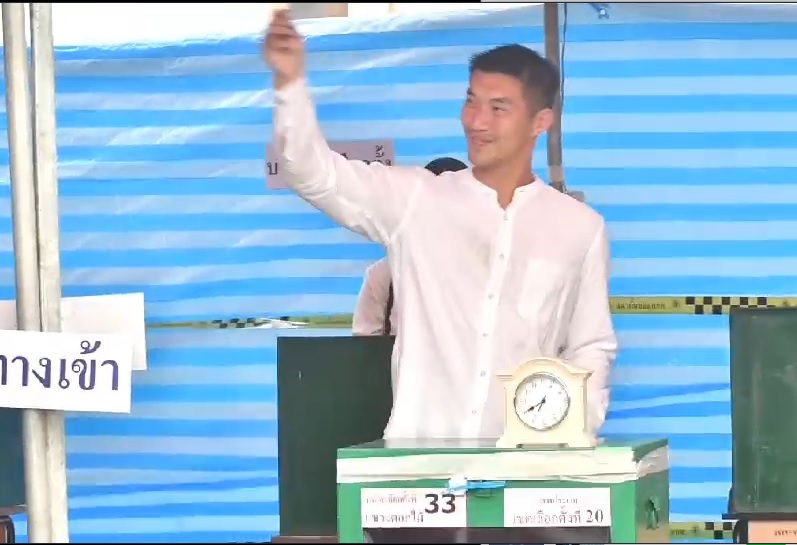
[463,208,516,437]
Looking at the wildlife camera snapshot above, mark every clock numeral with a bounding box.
[424,492,457,515]
[585,508,604,524]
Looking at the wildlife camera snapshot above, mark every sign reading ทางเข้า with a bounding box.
[0,293,143,414]
[0,329,133,414]
[0,331,133,413]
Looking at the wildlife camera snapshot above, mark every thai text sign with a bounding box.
[0,329,134,413]
[265,139,395,189]
[361,488,467,528]
[504,487,611,527]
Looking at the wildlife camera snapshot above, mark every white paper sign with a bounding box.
[0,292,147,371]
[361,488,467,528]
[0,329,133,413]
[503,488,611,527]
[265,139,395,189]
[60,293,147,371]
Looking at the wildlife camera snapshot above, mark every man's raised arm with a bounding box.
[263,10,421,245]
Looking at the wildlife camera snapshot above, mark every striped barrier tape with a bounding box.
[612,295,797,316]
[670,521,735,540]
[147,295,797,330]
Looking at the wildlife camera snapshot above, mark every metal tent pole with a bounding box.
[2,2,52,542]
[29,3,70,541]
[543,2,565,194]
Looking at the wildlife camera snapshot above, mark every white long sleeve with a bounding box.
[273,78,426,245]
[353,259,396,336]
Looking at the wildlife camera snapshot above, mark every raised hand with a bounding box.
[261,9,305,90]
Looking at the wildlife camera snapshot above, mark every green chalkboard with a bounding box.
[276,335,394,537]
[0,408,25,509]
[730,308,797,515]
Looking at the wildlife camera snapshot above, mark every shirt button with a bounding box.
[471,410,478,415]
[488,293,495,300]
[482,332,489,337]
[480,370,487,377]
[498,253,505,260]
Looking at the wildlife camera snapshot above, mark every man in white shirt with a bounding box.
[263,11,617,440]
[353,157,468,336]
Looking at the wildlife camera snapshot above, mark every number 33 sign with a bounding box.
[361,488,467,528]
[424,492,456,515]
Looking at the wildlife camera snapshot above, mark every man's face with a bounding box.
[460,70,551,171]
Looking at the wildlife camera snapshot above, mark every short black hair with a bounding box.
[468,44,560,111]
[424,157,468,175]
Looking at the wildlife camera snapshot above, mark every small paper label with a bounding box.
[265,139,395,189]
[748,520,797,542]
[361,488,467,528]
[504,487,611,527]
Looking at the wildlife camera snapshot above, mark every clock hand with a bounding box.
[525,396,547,413]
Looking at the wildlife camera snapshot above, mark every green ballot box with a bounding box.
[731,307,797,516]
[0,408,25,543]
[727,307,797,541]
[337,438,670,544]
[0,409,24,510]
[274,334,394,541]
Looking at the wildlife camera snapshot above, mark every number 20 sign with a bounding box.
[503,487,612,528]
[361,488,467,528]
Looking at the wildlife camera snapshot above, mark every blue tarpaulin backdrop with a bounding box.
[2,2,796,542]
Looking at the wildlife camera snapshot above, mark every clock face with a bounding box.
[513,372,571,431]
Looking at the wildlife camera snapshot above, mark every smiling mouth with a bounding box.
[469,137,493,146]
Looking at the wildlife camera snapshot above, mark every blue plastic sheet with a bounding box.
[3,2,797,541]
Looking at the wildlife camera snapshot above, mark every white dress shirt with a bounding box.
[353,258,397,336]
[273,78,618,440]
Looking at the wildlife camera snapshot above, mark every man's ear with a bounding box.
[532,107,555,137]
